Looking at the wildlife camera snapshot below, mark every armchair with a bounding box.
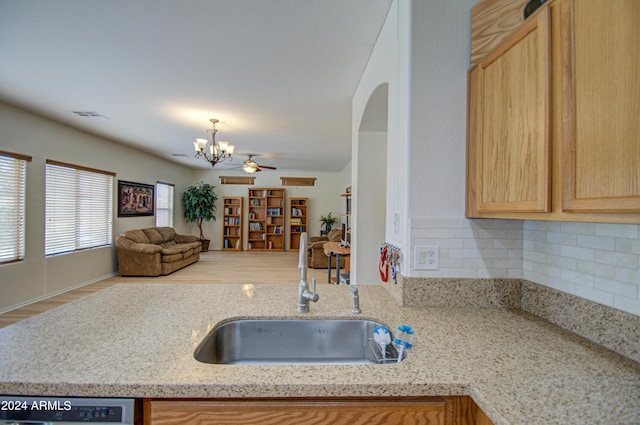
[307,228,345,269]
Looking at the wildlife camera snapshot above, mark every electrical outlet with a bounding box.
[415,245,439,270]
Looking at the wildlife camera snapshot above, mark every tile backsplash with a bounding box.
[411,218,524,279]
[523,221,640,317]
[410,218,640,317]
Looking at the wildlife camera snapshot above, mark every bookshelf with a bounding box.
[222,197,243,251]
[288,197,308,251]
[340,188,351,243]
[247,188,285,251]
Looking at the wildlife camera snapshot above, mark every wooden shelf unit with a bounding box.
[341,188,351,243]
[247,188,285,251]
[222,197,243,251]
[288,197,308,251]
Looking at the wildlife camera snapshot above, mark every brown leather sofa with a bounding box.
[307,228,345,269]
[116,227,202,276]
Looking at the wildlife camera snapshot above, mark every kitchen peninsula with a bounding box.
[0,283,638,424]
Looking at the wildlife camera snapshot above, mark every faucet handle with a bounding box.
[311,278,316,294]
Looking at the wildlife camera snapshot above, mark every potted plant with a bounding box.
[182,181,218,251]
[319,212,339,235]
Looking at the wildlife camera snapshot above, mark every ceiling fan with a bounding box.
[242,154,277,174]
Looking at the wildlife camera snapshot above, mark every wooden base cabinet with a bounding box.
[144,396,492,425]
[467,0,640,223]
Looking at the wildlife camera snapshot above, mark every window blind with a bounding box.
[0,151,32,263]
[156,182,174,227]
[45,161,114,256]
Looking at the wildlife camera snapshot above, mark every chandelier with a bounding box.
[193,118,235,167]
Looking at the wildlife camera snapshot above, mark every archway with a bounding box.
[353,83,388,284]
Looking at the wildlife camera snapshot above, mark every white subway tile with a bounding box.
[507,269,523,279]
[595,223,639,239]
[613,297,640,316]
[576,285,614,306]
[493,238,523,249]
[548,231,577,246]
[614,267,640,285]
[523,249,547,264]
[547,255,577,271]
[562,222,596,235]
[577,234,615,251]
[533,263,562,278]
[464,238,493,249]
[449,248,479,258]
[616,239,640,255]
[524,229,547,242]
[561,269,595,286]
[493,258,523,269]
[448,228,475,239]
[546,277,577,294]
[464,258,489,268]
[413,228,450,238]
[560,245,595,261]
[576,260,615,279]
[508,249,523,259]
[595,250,637,269]
[524,221,558,231]
[594,277,637,299]
[492,219,524,229]
[477,248,508,259]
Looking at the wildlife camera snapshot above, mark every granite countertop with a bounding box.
[0,283,638,424]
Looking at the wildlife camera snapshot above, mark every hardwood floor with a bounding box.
[0,251,331,329]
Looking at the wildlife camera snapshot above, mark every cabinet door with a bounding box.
[145,398,445,425]
[562,0,640,212]
[473,8,551,213]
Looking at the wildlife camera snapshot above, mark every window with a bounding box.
[0,150,32,263]
[155,182,174,227]
[45,160,114,256]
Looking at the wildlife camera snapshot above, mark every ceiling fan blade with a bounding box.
[257,164,277,170]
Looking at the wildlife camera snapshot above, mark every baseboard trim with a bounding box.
[0,272,118,315]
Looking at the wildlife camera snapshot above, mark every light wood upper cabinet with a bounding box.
[562,0,640,213]
[472,8,551,213]
[467,0,640,222]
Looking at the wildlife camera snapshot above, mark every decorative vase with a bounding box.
[201,239,210,252]
[524,0,546,19]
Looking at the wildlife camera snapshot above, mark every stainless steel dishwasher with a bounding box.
[0,396,135,424]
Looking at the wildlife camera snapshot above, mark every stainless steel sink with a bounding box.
[194,318,397,365]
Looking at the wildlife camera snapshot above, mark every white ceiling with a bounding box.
[0,0,392,172]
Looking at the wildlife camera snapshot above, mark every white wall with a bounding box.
[405,0,527,282]
[355,131,387,284]
[0,102,194,312]
[352,0,411,284]
[406,0,477,269]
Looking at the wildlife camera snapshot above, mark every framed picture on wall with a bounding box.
[118,180,155,217]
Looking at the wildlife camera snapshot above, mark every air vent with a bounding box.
[71,110,109,120]
[171,153,188,157]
